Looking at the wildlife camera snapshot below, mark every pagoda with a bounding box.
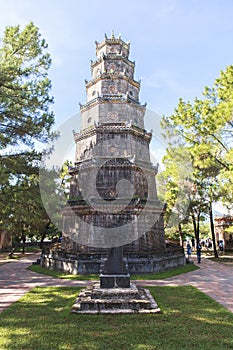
[42,33,185,274]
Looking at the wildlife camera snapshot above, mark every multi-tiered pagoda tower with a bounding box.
[45,33,185,274]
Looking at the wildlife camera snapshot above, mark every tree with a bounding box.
[0,22,55,150]
[161,65,233,208]
[5,171,63,256]
[0,22,55,249]
[160,65,233,254]
[157,146,193,245]
[157,145,210,246]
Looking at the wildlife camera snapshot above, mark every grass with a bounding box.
[0,286,233,350]
[209,256,233,265]
[27,263,199,281]
[27,265,98,280]
[202,251,233,266]
[131,264,198,280]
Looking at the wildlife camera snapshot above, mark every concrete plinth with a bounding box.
[71,282,161,314]
[100,273,130,288]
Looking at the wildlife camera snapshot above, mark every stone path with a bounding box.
[137,257,233,313]
[0,254,233,314]
[0,254,92,313]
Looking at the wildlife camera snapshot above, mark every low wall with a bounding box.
[41,246,185,274]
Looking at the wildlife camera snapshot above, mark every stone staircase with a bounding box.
[71,282,161,314]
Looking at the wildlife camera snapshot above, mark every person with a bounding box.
[218,240,224,255]
[191,237,195,250]
[208,240,212,249]
[196,243,202,263]
[186,243,192,261]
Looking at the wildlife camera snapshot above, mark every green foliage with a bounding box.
[0,22,56,246]
[225,225,233,234]
[160,64,233,245]
[182,221,210,239]
[0,22,55,148]
[163,221,209,243]
[157,146,193,227]
[161,64,233,208]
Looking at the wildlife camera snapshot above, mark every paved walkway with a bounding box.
[0,254,233,314]
[137,257,233,313]
[0,254,92,313]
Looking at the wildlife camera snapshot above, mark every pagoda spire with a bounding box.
[111,29,115,39]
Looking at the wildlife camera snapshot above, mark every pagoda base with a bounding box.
[41,245,185,275]
[71,282,161,314]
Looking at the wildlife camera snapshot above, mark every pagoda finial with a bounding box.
[111,30,115,39]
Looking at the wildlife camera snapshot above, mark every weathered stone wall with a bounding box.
[75,129,151,165]
[92,59,134,80]
[96,40,130,59]
[80,103,99,130]
[81,101,145,130]
[86,77,139,102]
[98,102,145,128]
[41,246,185,275]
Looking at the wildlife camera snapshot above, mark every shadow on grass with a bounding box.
[0,286,233,350]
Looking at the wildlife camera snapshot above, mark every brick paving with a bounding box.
[0,254,233,314]
[137,257,233,313]
[0,254,91,313]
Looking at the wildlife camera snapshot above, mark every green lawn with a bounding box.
[0,286,232,350]
[27,263,198,281]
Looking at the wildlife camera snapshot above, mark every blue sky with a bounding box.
[0,0,233,129]
[1,0,232,216]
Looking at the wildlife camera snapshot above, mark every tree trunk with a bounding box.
[209,202,218,258]
[197,212,200,244]
[40,219,51,249]
[22,231,26,255]
[8,233,23,258]
[191,213,198,245]
[178,223,184,247]
[8,245,17,258]
[191,210,201,246]
[40,231,47,250]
